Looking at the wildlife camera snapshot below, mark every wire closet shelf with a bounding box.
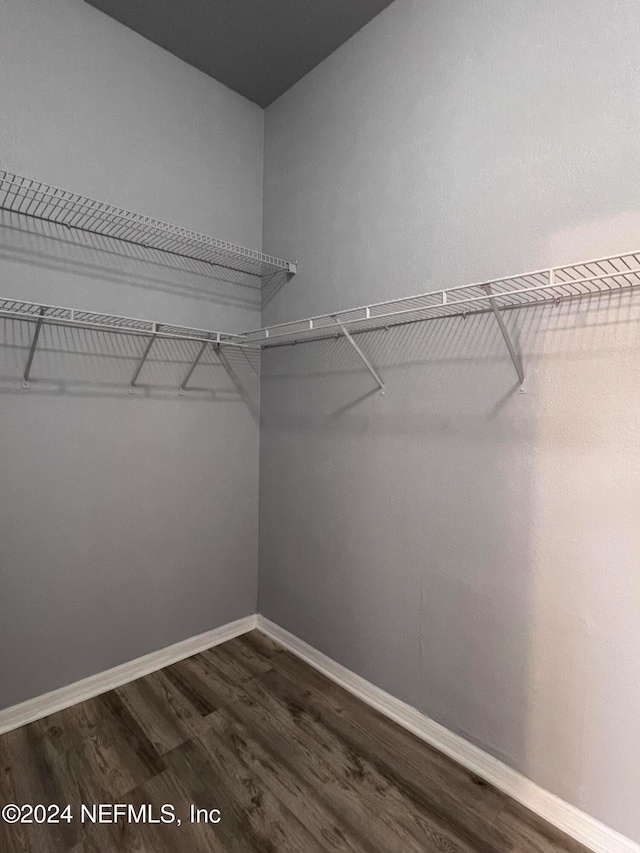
[0,297,247,346]
[0,169,297,277]
[0,297,253,392]
[2,166,638,393]
[245,249,640,347]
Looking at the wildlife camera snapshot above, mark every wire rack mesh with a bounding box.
[0,169,296,277]
[246,249,640,345]
[0,298,250,346]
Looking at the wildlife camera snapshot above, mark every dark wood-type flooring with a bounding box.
[0,631,591,852]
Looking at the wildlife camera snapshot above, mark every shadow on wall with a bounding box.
[261,287,638,428]
[0,210,262,308]
[259,285,640,830]
[262,268,291,311]
[0,322,260,417]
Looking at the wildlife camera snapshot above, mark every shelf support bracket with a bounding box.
[130,325,158,389]
[483,285,524,385]
[333,316,385,394]
[22,307,45,388]
[179,340,211,395]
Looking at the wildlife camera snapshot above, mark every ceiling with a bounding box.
[85,0,396,107]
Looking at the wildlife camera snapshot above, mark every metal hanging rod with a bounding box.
[0,169,297,278]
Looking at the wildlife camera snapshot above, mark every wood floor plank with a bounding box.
[113,670,206,755]
[62,694,163,799]
[496,800,593,853]
[198,638,274,685]
[218,636,277,676]
[235,630,285,661]
[92,690,166,781]
[0,714,121,852]
[161,654,241,717]
[267,648,480,792]
[226,675,485,853]
[0,630,593,853]
[267,649,501,811]
[165,732,327,853]
[261,647,592,853]
[0,719,82,852]
[119,768,227,853]
[258,655,509,850]
[0,734,34,853]
[205,707,377,853]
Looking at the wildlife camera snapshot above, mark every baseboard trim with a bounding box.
[0,614,258,736]
[257,616,639,853]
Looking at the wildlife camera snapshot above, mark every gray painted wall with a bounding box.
[0,0,263,709]
[260,0,640,842]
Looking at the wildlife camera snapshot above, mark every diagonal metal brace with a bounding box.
[179,340,212,395]
[130,324,159,388]
[333,316,385,394]
[22,307,45,388]
[483,285,525,385]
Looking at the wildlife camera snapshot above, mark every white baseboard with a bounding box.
[257,616,640,853]
[0,614,257,736]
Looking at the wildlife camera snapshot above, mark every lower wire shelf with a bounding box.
[245,248,640,347]
[0,296,256,392]
[240,247,640,391]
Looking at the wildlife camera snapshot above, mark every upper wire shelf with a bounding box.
[0,169,297,278]
[245,249,640,346]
